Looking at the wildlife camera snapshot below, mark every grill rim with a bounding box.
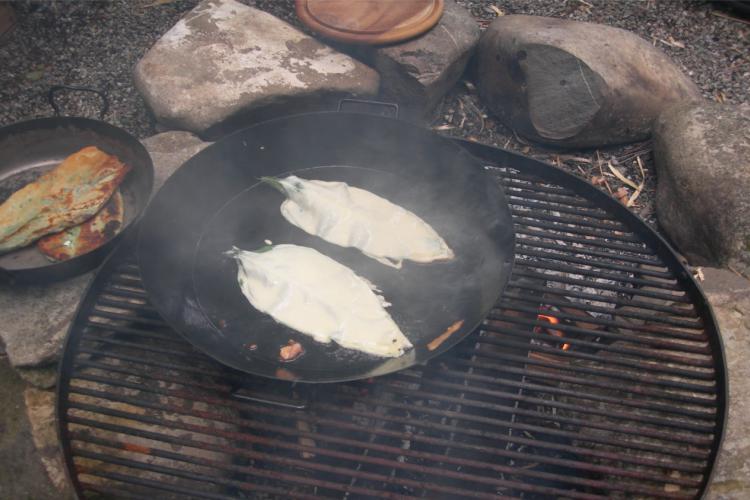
[55,137,728,499]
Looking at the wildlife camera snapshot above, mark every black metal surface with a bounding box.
[0,114,153,284]
[136,112,515,382]
[57,140,726,499]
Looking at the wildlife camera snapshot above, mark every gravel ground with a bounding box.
[0,0,748,230]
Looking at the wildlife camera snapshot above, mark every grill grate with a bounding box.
[57,140,725,499]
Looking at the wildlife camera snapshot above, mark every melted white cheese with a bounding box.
[273,176,454,269]
[229,244,412,357]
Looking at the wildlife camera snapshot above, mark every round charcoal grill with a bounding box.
[57,139,726,499]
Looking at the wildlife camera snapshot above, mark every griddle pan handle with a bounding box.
[230,385,310,410]
[48,85,109,120]
[337,98,399,119]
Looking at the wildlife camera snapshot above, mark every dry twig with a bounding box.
[489,5,505,16]
[596,152,613,194]
[607,159,645,207]
[712,10,750,26]
[657,36,686,49]
[140,0,177,7]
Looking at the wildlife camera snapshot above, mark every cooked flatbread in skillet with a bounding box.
[37,189,125,261]
[228,244,413,358]
[0,146,130,253]
[262,175,454,269]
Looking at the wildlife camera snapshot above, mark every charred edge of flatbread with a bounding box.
[37,189,125,261]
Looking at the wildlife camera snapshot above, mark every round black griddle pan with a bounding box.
[0,87,153,284]
[137,111,514,383]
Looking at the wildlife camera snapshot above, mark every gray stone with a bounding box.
[24,387,71,495]
[477,15,701,148]
[134,0,379,136]
[141,131,212,192]
[371,0,479,119]
[16,365,58,389]
[0,272,92,368]
[654,102,750,274]
[0,131,210,372]
[702,268,750,499]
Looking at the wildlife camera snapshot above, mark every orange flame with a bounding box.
[536,314,571,351]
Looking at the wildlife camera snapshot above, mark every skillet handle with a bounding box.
[48,85,109,120]
[337,98,399,119]
[230,385,310,409]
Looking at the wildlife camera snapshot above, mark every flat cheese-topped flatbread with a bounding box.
[228,244,412,358]
[0,146,130,254]
[264,175,454,269]
[37,189,125,261]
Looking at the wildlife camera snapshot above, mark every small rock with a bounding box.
[0,272,93,368]
[371,0,479,119]
[17,364,58,389]
[476,15,701,148]
[134,0,379,137]
[702,268,750,499]
[24,387,71,494]
[653,102,750,273]
[141,131,212,192]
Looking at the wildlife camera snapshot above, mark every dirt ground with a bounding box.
[0,357,60,500]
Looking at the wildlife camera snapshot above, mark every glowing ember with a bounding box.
[535,313,571,351]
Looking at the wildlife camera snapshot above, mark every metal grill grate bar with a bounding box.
[66,390,696,498]
[446,358,716,406]
[68,414,600,499]
[495,302,705,340]
[70,356,710,471]
[465,334,715,380]
[73,436,399,499]
[515,244,672,276]
[458,347,715,395]
[505,197,622,221]
[500,291,700,328]
[507,282,696,316]
[510,208,636,233]
[514,227,659,255]
[481,323,712,367]
[425,367,715,419]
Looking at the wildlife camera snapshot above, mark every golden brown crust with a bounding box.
[0,146,131,253]
[37,189,125,261]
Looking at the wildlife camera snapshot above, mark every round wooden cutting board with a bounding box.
[295,0,444,45]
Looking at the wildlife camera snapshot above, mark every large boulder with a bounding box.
[0,272,93,368]
[654,102,750,273]
[701,268,750,499]
[134,0,379,138]
[477,15,701,148]
[370,0,479,119]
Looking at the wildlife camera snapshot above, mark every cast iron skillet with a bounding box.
[0,86,153,285]
[137,109,515,383]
